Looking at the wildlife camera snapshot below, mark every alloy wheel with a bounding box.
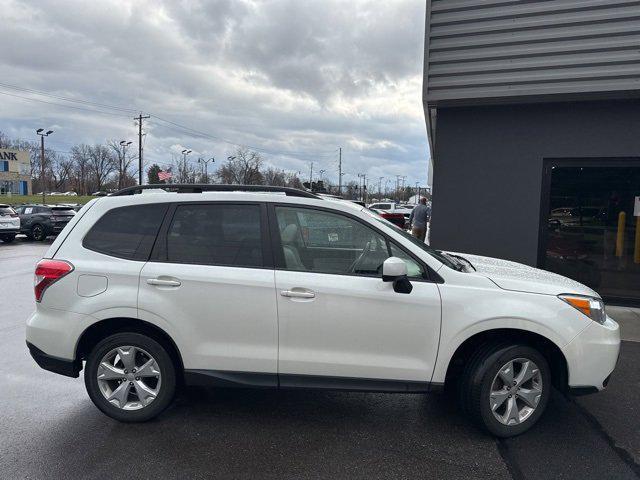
[96,346,162,410]
[32,225,45,241]
[489,358,543,426]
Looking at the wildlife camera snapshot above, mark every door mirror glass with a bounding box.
[393,276,413,294]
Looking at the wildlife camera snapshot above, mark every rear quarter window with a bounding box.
[83,204,168,260]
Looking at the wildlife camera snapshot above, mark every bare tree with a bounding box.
[216,148,264,185]
[70,144,92,195]
[88,144,116,192]
[108,140,136,189]
[53,155,75,191]
[263,168,287,186]
[174,153,198,183]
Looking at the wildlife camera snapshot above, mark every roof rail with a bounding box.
[110,184,321,199]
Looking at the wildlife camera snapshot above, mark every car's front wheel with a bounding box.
[84,332,177,422]
[460,343,551,437]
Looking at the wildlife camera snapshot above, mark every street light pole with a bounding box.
[181,149,192,183]
[119,140,132,189]
[36,129,53,204]
[198,157,215,184]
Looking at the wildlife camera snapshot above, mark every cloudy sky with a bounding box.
[0,0,429,189]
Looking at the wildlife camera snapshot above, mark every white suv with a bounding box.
[0,204,20,243]
[26,185,620,436]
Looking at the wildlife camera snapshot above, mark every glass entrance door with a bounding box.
[540,160,640,305]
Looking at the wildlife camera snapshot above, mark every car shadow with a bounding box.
[19,387,509,480]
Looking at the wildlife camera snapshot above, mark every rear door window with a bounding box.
[83,204,168,260]
[164,203,265,267]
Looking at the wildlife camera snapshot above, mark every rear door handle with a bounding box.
[280,289,315,299]
[147,278,181,287]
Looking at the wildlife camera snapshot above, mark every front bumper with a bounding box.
[0,227,19,234]
[562,315,620,392]
[27,342,81,378]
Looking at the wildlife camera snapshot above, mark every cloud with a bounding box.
[0,0,430,186]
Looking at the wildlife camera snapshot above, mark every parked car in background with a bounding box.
[91,191,108,196]
[0,204,20,243]
[15,205,76,241]
[27,184,619,437]
[322,196,406,230]
[368,202,416,224]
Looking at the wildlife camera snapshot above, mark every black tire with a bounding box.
[0,234,15,243]
[31,224,47,241]
[459,343,551,437]
[84,332,177,422]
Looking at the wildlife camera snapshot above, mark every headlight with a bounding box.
[559,294,606,324]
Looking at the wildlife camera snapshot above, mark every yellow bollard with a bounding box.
[635,216,640,264]
[615,211,626,257]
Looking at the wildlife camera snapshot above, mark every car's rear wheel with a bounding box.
[460,343,550,437]
[84,332,176,422]
[31,224,47,241]
[0,234,15,243]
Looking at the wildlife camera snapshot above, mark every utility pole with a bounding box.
[415,181,420,204]
[135,114,150,185]
[198,157,215,183]
[378,177,384,201]
[358,173,367,203]
[395,175,401,203]
[338,147,342,195]
[36,129,53,204]
[309,161,313,186]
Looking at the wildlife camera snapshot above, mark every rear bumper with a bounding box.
[27,341,81,378]
[52,223,70,233]
[0,228,19,234]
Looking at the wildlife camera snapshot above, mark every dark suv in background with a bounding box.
[15,205,76,241]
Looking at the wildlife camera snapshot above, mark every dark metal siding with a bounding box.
[424,0,640,105]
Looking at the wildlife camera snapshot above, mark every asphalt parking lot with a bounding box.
[1,239,639,480]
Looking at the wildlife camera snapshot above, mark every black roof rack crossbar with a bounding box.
[111,184,320,199]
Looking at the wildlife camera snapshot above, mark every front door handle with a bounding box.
[147,278,181,287]
[280,289,315,299]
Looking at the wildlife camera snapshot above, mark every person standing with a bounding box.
[409,197,430,242]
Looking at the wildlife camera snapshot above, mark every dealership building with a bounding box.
[0,149,31,195]
[423,0,640,305]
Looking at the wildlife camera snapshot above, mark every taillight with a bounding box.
[34,259,74,302]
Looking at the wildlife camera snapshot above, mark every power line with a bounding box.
[0,90,131,118]
[0,82,139,114]
[0,81,341,159]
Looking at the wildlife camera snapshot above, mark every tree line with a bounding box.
[0,131,138,195]
[1,130,428,202]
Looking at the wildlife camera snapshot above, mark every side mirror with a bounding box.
[382,257,413,294]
